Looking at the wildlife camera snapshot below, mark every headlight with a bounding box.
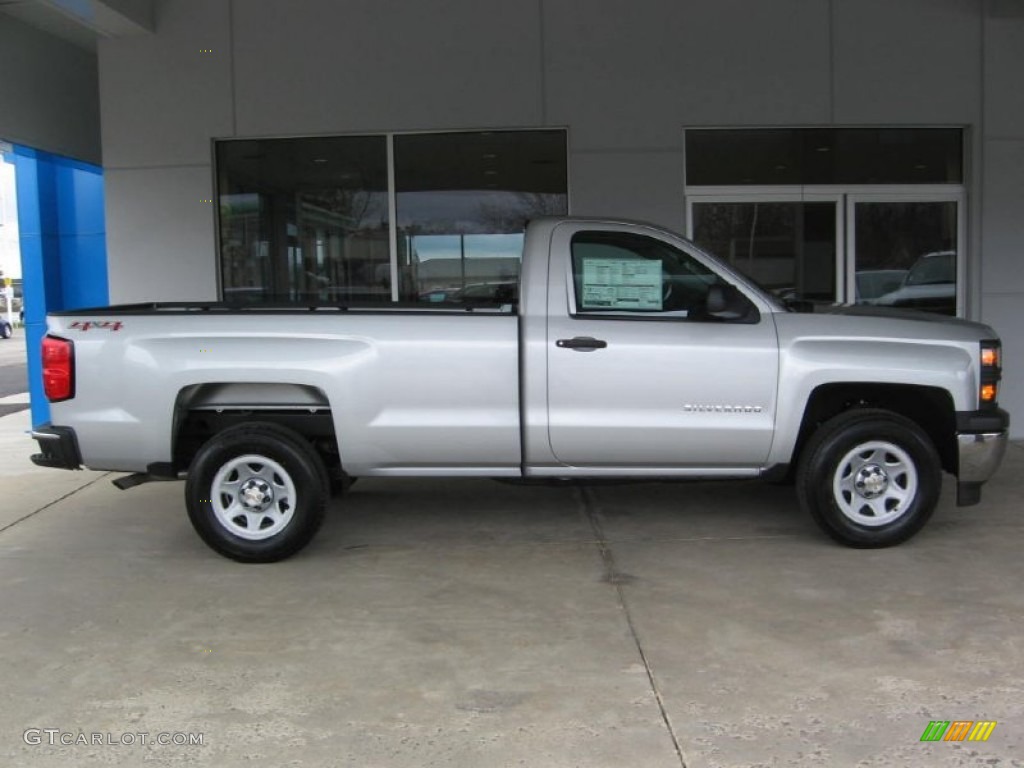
[979,340,1001,408]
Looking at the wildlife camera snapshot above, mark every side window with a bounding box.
[570,231,723,318]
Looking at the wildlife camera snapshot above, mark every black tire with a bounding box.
[796,408,942,548]
[0,322,11,339]
[185,422,330,562]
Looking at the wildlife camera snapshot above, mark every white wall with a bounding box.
[98,0,1024,433]
[0,14,101,164]
[980,0,1024,437]
[0,160,21,280]
[99,0,230,301]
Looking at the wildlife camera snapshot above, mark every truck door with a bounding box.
[545,223,779,470]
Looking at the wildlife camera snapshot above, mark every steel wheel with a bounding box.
[832,440,918,526]
[797,408,941,548]
[211,454,298,540]
[186,422,330,562]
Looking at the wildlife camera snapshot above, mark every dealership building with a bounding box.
[1,0,1023,435]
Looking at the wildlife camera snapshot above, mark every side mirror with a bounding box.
[783,297,815,313]
[493,284,516,304]
[706,284,728,314]
[706,283,755,321]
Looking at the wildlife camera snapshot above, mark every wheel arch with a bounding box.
[790,383,957,475]
[171,382,341,479]
[176,382,329,411]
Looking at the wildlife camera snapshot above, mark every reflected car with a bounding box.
[419,287,461,303]
[420,281,518,305]
[872,251,955,315]
[855,269,907,302]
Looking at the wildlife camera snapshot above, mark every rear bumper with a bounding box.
[955,408,1009,506]
[30,424,83,470]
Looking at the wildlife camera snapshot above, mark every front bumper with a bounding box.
[30,424,83,470]
[955,408,1009,506]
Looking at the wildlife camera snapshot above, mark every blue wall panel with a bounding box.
[12,145,107,429]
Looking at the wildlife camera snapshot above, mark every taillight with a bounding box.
[979,339,1001,409]
[42,335,75,402]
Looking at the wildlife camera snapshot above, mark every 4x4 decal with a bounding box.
[68,321,123,332]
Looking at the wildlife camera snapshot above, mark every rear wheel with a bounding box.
[797,409,942,547]
[0,322,11,339]
[186,422,330,562]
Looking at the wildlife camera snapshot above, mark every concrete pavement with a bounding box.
[0,406,1021,767]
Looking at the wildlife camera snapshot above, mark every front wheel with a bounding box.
[0,322,11,339]
[797,409,942,548]
[186,422,330,562]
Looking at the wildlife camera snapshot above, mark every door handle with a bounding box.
[556,336,608,351]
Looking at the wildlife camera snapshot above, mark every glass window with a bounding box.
[216,129,568,306]
[691,201,837,303]
[686,128,963,186]
[395,130,568,303]
[570,231,724,318]
[217,136,390,304]
[853,200,958,315]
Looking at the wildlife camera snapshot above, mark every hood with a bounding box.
[813,303,951,322]
[787,303,999,338]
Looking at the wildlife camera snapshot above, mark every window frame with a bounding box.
[683,126,969,316]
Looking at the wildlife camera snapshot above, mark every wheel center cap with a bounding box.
[240,479,274,510]
[855,464,889,498]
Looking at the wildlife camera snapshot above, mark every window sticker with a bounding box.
[580,258,663,310]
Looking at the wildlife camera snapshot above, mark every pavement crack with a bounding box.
[0,473,112,536]
[579,485,688,768]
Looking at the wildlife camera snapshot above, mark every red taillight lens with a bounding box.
[42,335,74,402]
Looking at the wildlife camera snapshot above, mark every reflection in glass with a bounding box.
[691,202,837,303]
[395,131,568,303]
[854,202,957,315]
[217,136,390,304]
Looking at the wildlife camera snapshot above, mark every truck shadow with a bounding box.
[315,477,812,554]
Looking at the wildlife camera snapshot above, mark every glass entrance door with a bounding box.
[689,195,842,305]
[846,194,963,316]
[689,189,965,316]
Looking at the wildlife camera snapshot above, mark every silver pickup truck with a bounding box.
[31,217,1009,561]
